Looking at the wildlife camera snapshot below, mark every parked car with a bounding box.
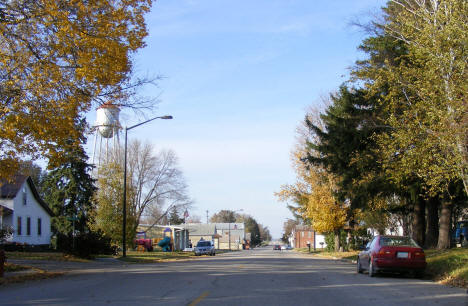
[286,245,293,250]
[452,220,468,247]
[273,245,281,250]
[194,240,215,256]
[357,235,426,278]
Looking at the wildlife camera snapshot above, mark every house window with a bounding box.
[37,218,42,236]
[23,189,27,205]
[26,217,31,235]
[308,232,311,238]
[17,217,22,235]
[301,232,304,237]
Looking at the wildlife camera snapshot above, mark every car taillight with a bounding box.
[376,248,392,257]
[414,250,425,258]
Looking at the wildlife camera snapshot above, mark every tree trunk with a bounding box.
[411,196,425,247]
[425,197,439,249]
[437,200,452,249]
[334,230,340,252]
[401,210,411,236]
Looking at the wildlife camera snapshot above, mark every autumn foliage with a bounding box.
[0,0,152,179]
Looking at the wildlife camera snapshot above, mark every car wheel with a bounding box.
[357,258,363,274]
[368,259,376,277]
[414,270,424,278]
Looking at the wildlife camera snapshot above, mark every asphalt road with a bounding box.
[1,247,467,306]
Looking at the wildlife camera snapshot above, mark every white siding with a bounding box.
[11,181,51,245]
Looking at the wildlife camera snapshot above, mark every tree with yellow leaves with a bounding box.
[0,0,154,180]
[276,112,348,251]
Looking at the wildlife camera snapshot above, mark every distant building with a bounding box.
[0,176,53,246]
[212,223,245,250]
[184,223,218,248]
[290,225,327,249]
[183,223,245,250]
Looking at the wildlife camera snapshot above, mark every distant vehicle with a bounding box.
[194,240,215,256]
[273,245,281,250]
[357,235,426,278]
[452,221,468,247]
[286,245,293,250]
[281,245,286,250]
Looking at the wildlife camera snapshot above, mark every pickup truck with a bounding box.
[452,221,468,247]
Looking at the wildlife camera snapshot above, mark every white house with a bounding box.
[0,175,53,245]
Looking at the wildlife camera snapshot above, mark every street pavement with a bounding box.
[1,247,467,306]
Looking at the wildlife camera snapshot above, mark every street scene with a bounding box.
[1,0,467,305]
[2,248,467,306]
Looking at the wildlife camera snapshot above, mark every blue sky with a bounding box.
[92,0,387,238]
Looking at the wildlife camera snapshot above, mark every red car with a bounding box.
[357,235,426,277]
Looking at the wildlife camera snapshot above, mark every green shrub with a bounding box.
[56,230,117,258]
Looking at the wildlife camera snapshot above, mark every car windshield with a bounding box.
[197,241,211,247]
[380,236,419,247]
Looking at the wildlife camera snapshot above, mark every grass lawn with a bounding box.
[1,263,63,285]
[5,251,90,262]
[118,250,196,263]
[116,249,228,263]
[4,262,30,272]
[425,248,468,288]
[296,248,359,261]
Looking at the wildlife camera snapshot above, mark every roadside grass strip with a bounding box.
[296,248,359,261]
[1,264,63,285]
[4,262,29,272]
[5,251,90,262]
[425,248,468,288]
[117,250,199,263]
[116,249,228,263]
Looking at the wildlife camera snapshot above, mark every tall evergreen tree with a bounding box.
[168,206,184,225]
[41,119,96,239]
[304,86,388,210]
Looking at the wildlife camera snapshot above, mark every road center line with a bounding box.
[188,291,210,306]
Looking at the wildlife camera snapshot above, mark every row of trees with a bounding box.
[277,0,467,251]
[210,210,272,246]
[12,137,191,256]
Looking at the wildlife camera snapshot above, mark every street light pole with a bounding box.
[122,115,172,257]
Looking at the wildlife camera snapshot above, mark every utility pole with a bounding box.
[206,210,209,224]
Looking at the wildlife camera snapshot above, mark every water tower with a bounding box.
[91,103,121,167]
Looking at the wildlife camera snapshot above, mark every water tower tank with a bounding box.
[96,104,120,138]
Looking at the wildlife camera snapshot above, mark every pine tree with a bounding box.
[41,120,96,240]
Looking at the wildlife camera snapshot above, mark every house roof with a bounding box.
[212,223,245,230]
[0,205,13,215]
[0,175,53,216]
[295,225,314,231]
[184,224,217,236]
[0,175,27,198]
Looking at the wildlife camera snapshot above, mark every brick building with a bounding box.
[292,225,315,248]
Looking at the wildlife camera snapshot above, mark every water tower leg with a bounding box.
[92,131,98,166]
[98,135,103,167]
